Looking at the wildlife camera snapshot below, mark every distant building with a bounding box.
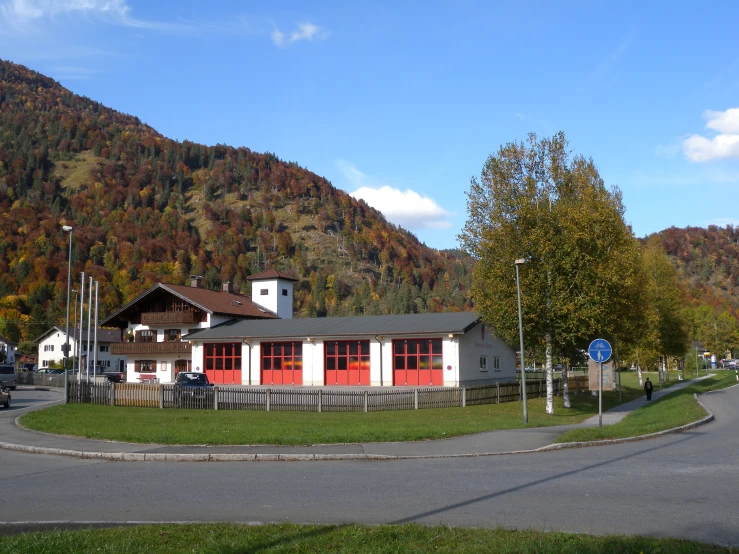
[101,272,295,383]
[101,270,516,386]
[187,312,515,387]
[34,326,124,371]
[0,335,16,365]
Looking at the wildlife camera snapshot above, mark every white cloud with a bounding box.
[338,161,452,231]
[0,0,177,30]
[683,107,739,162]
[2,0,127,21]
[272,21,326,47]
[684,133,739,162]
[703,217,739,228]
[704,107,739,134]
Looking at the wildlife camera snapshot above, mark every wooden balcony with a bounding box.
[111,342,192,355]
[140,311,196,325]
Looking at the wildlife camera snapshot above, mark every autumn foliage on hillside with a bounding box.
[0,60,471,343]
[653,225,739,319]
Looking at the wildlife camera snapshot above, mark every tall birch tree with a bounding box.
[460,133,644,414]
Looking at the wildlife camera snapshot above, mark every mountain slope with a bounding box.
[652,225,739,318]
[0,60,472,343]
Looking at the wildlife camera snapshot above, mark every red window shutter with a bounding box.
[152,360,157,372]
[135,361,140,372]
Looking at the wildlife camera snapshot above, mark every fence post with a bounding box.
[318,389,322,413]
[266,388,271,412]
[110,382,115,407]
[497,382,500,404]
[364,390,368,413]
[462,387,466,408]
[159,384,164,409]
[214,386,219,411]
[414,389,418,410]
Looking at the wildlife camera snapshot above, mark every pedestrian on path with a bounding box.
[644,377,653,401]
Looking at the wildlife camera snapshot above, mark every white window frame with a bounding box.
[480,356,488,372]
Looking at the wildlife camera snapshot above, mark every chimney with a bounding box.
[222,281,232,293]
[190,275,203,288]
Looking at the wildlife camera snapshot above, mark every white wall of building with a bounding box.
[250,279,293,319]
[124,322,200,383]
[0,340,15,364]
[458,322,516,384]
[37,329,125,371]
[219,330,513,388]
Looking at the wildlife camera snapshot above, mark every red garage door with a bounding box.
[204,343,242,384]
[325,340,370,386]
[393,338,443,386]
[261,342,303,385]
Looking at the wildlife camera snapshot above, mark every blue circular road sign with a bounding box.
[588,339,612,363]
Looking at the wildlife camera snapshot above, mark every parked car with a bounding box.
[0,364,17,390]
[0,385,9,409]
[173,372,213,407]
[104,371,126,383]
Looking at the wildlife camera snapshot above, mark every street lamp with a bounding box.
[62,225,73,404]
[72,289,78,372]
[515,258,528,424]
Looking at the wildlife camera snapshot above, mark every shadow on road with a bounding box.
[392,433,699,524]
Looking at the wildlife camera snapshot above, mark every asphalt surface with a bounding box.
[1,380,737,547]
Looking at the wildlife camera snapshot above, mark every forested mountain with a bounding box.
[0,60,472,344]
[652,225,739,319]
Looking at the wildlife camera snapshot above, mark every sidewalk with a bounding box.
[0,377,712,462]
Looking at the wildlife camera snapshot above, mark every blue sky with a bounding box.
[2,1,739,250]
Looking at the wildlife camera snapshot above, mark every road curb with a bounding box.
[0,394,716,462]
[539,393,715,451]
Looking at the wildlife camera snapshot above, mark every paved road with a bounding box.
[1,385,737,546]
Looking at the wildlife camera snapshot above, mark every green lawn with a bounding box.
[20,372,728,446]
[20,394,594,445]
[0,523,729,554]
[556,371,737,443]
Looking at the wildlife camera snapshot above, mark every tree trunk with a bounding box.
[637,348,643,388]
[545,330,554,414]
[563,363,571,408]
[665,356,670,382]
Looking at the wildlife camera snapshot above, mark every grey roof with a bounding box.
[33,326,122,344]
[185,312,480,341]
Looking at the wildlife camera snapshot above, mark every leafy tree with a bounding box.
[689,307,739,361]
[460,133,643,413]
[636,237,690,383]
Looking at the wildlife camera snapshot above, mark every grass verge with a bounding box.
[18,372,713,446]
[555,371,737,443]
[20,394,591,445]
[0,523,730,554]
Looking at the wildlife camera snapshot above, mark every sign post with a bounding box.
[588,339,612,429]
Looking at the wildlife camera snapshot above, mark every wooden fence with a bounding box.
[68,375,589,413]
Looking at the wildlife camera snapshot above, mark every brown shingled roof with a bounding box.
[247,269,299,282]
[162,284,279,318]
[100,282,279,327]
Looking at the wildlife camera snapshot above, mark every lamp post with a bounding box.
[515,258,528,424]
[72,289,78,373]
[62,225,73,403]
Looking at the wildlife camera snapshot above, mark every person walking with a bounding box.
[644,377,653,401]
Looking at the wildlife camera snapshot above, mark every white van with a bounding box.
[0,365,17,390]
